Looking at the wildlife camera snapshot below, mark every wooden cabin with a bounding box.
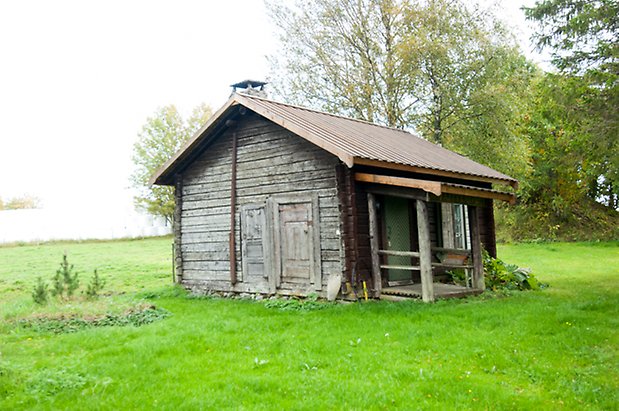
[151,87,517,302]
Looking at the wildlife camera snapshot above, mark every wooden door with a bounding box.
[270,194,322,290]
[279,203,312,280]
[383,196,413,282]
[241,204,268,280]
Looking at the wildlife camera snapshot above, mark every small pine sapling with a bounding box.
[51,253,80,300]
[51,269,64,298]
[85,269,105,299]
[32,277,49,305]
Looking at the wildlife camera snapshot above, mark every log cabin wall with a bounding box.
[335,165,372,288]
[335,165,354,283]
[428,202,440,248]
[354,183,372,285]
[179,112,341,296]
[478,200,497,258]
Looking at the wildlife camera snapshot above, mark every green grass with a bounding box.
[0,237,174,320]
[0,238,617,410]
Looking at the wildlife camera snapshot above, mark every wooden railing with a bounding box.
[378,247,474,287]
[378,249,420,271]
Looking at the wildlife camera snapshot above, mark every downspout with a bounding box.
[227,119,238,285]
[173,175,183,284]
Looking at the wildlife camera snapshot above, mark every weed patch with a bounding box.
[27,368,89,396]
[263,294,334,311]
[17,305,170,334]
[137,284,189,300]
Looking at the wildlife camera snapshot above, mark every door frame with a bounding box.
[267,192,322,291]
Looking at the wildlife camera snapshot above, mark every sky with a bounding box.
[0,0,544,213]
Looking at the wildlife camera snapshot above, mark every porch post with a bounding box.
[367,193,382,297]
[416,199,434,302]
[468,205,485,290]
[440,203,455,249]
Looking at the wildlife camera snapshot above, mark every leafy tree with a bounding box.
[267,0,534,179]
[131,103,212,222]
[1,195,41,210]
[523,75,594,213]
[495,72,619,241]
[400,0,536,178]
[268,0,412,127]
[525,0,618,208]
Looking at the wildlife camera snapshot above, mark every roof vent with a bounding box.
[231,79,268,98]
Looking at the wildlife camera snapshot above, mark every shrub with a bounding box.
[483,250,545,291]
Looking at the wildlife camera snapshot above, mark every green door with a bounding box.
[383,196,412,282]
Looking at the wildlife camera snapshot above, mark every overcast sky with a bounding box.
[0,0,543,212]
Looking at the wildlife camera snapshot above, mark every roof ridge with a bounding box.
[235,92,414,135]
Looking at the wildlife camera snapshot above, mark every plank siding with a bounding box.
[179,113,341,296]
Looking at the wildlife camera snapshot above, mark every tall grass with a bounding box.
[0,238,617,409]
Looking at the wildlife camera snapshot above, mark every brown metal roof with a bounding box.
[152,93,517,187]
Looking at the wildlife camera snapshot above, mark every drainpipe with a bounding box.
[227,119,238,285]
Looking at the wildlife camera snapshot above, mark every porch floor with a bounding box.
[380,283,482,300]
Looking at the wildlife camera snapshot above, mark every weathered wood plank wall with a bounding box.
[179,113,341,296]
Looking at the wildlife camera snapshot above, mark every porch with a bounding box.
[360,172,515,302]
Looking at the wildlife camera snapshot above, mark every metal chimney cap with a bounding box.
[231,79,267,90]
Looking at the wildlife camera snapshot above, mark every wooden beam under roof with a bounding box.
[353,158,518,189]
[354,172,516,204]
[441,183,516,204]
[355,172,442,196]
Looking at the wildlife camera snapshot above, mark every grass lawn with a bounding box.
[0,237,617,410]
